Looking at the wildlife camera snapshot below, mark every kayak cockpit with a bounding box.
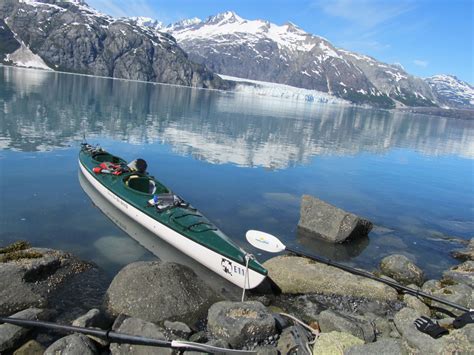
[92,152,124,165]
[124,174,169,195]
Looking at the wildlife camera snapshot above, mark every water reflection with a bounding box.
[78,170,242,300]
[1,66,473,167]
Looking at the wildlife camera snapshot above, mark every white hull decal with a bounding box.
[79,162,266,289]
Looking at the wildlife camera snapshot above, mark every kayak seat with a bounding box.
[125,175,169,195]
[126,176,154,194]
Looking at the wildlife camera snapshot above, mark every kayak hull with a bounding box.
[79,157,267,289]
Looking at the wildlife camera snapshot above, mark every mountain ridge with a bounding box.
[0,0,230,90]
[1,2,472,110]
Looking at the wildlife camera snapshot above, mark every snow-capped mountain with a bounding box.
[0,0,228,89]
[164,11,438,108]
[425,75,474,109]
[127,16,164,31]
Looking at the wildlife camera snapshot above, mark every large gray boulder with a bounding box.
[298,195,373,243]
[207,301,276,348]
[380,254,424,286]
[44,334,97,355]
[104,261,218,324]
[0,308,48,352]
[263,256,398,302]
[110,317,172,355]
[317,309,376,343]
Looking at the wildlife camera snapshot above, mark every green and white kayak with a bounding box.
[79,143,267,289]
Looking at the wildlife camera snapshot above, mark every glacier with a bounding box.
[219,74,350,105]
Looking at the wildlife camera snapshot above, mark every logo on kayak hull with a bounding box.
[221,258,233,275]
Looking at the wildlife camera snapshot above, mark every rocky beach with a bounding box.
[0,235,472,354]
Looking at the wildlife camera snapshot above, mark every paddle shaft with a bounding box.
[285,247,470,313]
[0,317,255,354]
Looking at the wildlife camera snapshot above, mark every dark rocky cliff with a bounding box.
[0,0,231,90]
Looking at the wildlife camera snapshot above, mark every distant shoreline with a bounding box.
[2,64,473,120]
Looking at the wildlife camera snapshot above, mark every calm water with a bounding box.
[0,66,473,281]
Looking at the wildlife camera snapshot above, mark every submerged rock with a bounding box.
[105,261,218,325]
[451,238,474,261]
[264,256,397,302]
[298,195,373,243]
[379,254,424,286]
[44,334,97,355]
[0,246,96,315]
[207,301,276,348]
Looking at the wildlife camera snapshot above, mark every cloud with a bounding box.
[413,59,428,67]
[312,0,414,28]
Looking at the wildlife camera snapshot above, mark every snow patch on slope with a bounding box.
[6,43,51,70]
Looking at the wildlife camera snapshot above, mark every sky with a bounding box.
[87,0,473,84]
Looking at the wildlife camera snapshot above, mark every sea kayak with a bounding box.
[78,143,268,289]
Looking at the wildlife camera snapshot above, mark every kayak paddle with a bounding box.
[246,230,471,313]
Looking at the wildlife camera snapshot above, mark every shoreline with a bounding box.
[0,238,472,353]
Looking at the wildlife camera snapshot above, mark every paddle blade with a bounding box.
[246,230,286,253]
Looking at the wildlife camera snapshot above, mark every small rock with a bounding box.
[380,254,424,286]
[109,317,172,355]
[443,260,474,287]
[403,294,430,317]
[205,338,230,349]
[188,330,207,343]
[44,334,97,355]
[298,195,373,243]
[312,331,364,354]
[105,261,218,324]
[450,238,474,261]
[317,309,375,343]
[164,320,192,339]
[13,340,45,355]
[207,301,276,348]
[0,308,48,352]
[72,308,105,328]
[276,325,311,354]
[364,313,392,339]
[345,338,406,355]
[438,317,455,328]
